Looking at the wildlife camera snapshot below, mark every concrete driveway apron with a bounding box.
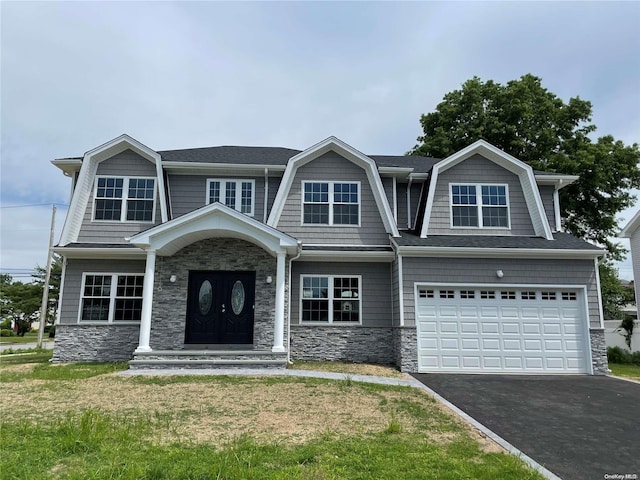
[412,374,640,480]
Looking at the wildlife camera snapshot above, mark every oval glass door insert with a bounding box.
[198,280,213,315]
[231,280,245,314]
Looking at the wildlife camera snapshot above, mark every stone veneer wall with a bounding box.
[289,326,395,365]
[393,327,418,373]
[52,324,140,362]
[589,328,608,375]
[150,238,284,350]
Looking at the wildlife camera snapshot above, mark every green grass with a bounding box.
[0,349,53,362]
[0,332,53,344]
[0,354,545,480]
[1,409,543,480]
[609,363,640,381]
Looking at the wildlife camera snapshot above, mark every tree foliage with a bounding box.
[411,74,640,258]
[598,260,635,320]
[0,256,62,336]
[0,274,42,336]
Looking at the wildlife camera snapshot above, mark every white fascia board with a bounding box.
[266,136,400,237]
[620,209,640,238]
[59,134,168,245]
[420,140,553,240]
[298,250,395,263]
[162,161,287,176]
[53,247,146,259]
[51,158,82,176]
[378,167,414,178]
[396,245,604,259]
[535,174,579,189]
[129,202,298,256]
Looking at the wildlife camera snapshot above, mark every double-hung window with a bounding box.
[80,274,144,323]
[451,184,509,228]
[93,176,156,222]
[302,181,359,225]
[207,179,255,216]
[300,275,361,324]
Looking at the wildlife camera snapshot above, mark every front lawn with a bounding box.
[609,363,640,381]
[0,355,544,479]
[0,332,54,344]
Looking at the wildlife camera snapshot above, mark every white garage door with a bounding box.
[416,286,590,374]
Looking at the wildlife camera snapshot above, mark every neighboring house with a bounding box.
[51,135,608,374]
[620,210,640,320]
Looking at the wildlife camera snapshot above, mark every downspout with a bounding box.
[263,168,269,223]
[406,177,413,229]
[553,180,563,232]
[287,241,303,364]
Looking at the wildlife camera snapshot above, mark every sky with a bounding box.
[1,1,639,280]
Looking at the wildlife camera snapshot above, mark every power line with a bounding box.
[0,203,68,209]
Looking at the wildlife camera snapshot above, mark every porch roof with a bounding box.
[128,203,299,256]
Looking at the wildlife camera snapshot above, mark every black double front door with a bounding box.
[185,271,255,345]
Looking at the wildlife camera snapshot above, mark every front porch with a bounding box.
[127,203,299,370]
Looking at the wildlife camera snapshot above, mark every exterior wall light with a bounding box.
[496,270,504,278]
[169,275,177,283]
[266,275,273,284]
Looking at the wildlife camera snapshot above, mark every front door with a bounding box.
[185,271,255,345]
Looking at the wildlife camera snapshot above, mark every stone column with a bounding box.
[272,251,286,352]
[135,249,156,353]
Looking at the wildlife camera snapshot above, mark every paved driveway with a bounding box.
[412,374,640,480]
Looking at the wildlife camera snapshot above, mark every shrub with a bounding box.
[48,325,56,338]
[0,318,11,330]
[1,328,15,337]
[632,351,640,366]
[608,346,631,364]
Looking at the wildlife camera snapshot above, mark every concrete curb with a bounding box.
[119,367,562,479]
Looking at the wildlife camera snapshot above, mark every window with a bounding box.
[302,182,359,225]
[521,291,537,300]
[94,177,156,222]
[541,291,557,301]
[207,179,255,215]
[301,275,361,323]
[419,289,434,299]
[439,290,455,299]
[561,292,577,301]
[460,290,475,299]
[500,291,516,300]
[80,274,144,323]
[480,290,496,299]
[451,184,509,228]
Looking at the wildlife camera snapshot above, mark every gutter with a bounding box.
[394,245,605,259]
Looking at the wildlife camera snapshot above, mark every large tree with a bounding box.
[0,274,42,336]
[411,74,640,258]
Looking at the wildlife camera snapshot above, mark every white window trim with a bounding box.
[77,272,144,324]
[206,178,256,217]
[449,183,511,229]
[301,181,361,227]
[92,176,157,223]
[299,274,362,325]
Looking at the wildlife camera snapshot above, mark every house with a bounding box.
[51,135,608,374]
[620,210,640,320]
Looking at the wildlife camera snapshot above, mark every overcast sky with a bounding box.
[1,1,639,280]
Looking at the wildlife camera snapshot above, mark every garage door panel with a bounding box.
[522,323,542,335]
[416,286,589,374]
[482,322,499,334]
[502,323,520,334]
[460,322,479,333]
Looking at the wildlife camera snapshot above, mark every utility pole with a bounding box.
[37,204,56,349]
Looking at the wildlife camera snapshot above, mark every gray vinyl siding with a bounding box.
[391,259,400,326]
[427,154,535,236]
[168,174,265,220]
[538,185,556,230]
[401,257,601,328]
[382,177,395,222]
[77,150,162,243]
[290,262,392,327]
[59,258,146,325]
[396,182,424,229]
[276,152,389,244]
[265,176,282,219]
